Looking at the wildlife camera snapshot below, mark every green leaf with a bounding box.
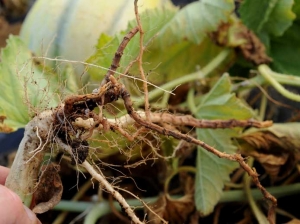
[268,0,300,75]
[156,0,234,46]
[88,6,235,88]
[238,0,299,74]
[240,0,295,37]
[87,33,114,82]
[134,37,234,86]
[0,36,78,131]
[87,8,176,84]
[264,0,296,36]
[293,0,300,18]
[270,21,300,75]
[194,74,254,215]
[239,0,277,33]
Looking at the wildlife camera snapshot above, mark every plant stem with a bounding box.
[232,68,300,93]
[243,157,269,224]
[53,182,300,223]
[53,180,92,224]
[83,197,158,224]
[220,183,300,203]
[224,182,243,189]
[164,166,197,193]
[271,72,300,85]
[133,49,231,107]
[187,88,197,114]
[258,64,300,102]
[83,201,110,224]
[259,91,267,121]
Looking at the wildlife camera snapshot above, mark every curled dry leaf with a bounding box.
[31,164,63,214]
[237,123,300,181]
[148,194,195,224]
[237,25,272,65]
[148,174,196,223]
[244,150,291,181]
[211,19,272,65]
[0,115,13,133]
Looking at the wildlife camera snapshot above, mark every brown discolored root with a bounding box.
[100,26,139,86]
[120,86,277,223]
[59,13,277,224]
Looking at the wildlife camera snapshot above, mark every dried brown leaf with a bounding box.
[237,27,272,65]
[31,164,63,214]
[211,19,272,65]
[0,115,13,133]
[237,123,300,181]
[245,150,291,180]
[239,123,300,153]
[148,194,195,224]
[148,174,196,223]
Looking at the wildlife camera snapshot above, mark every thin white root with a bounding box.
[82,161,144,224]
[56,138,144,224]
[30,126,43,153]
[32,56,173,95]
[27,124,53,164]
[72,111,150,130]
[73,112,272,132]
[72,118,95,129]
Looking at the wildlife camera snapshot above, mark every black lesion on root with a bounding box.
[94,86,121,106]
[71,99,98,115]
[65,86,121,120]
[55,129,71,145]
[55,128,89,165]
[54,82,122,166]
[70,139,89,165]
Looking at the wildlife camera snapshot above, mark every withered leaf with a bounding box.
[31,164,63,214]
[148,194,195,224]
[237,123,300,181]
[244,150,291,181]
[239,123,300,152]
[211,20,272,65]
[0,115,13,133]
[148,175,196,223]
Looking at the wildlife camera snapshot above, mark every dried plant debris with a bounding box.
[31,164,63,214]
[237,27,272,65]
[148,194,196,224]
[211,19,272,65]
[237,123,300,181]
[0,115,13,132]
[148,174,196,223]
